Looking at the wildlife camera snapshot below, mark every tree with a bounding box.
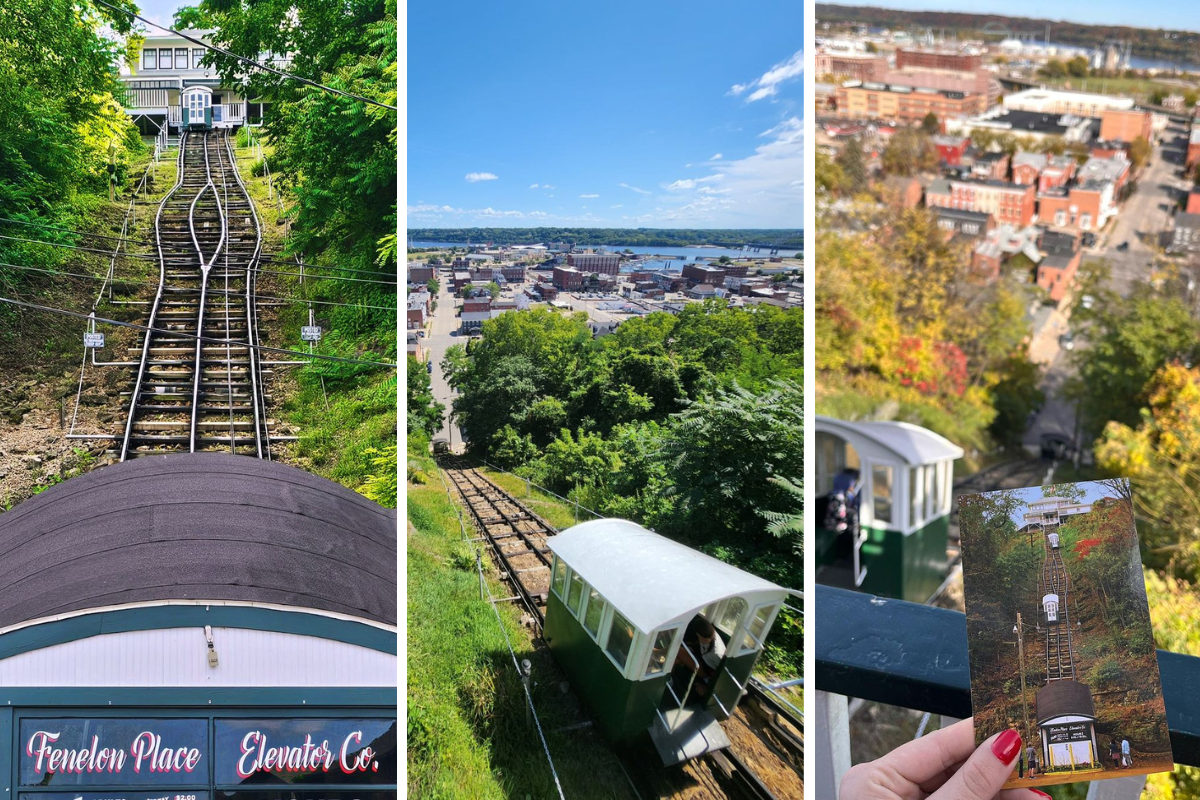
[1066,55,1090,78]
[921,112,940,135]
[816,149,846,196]
[1039,59,1068,79]
[173,6,213,29]
[1184,90,1199,108]
[835,137,868,195]
[1150,90,1167,106]
[426,277,440,294]
[882,128,936,176]
[1129,136,1152,170]
[406,356,444,437]
[486,281,501,299]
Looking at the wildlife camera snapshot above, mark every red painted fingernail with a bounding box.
[1031,792,1052,799]
[991,728,1022,764]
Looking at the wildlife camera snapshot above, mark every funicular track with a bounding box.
[120,130,271,460]
[1039,524,1077,681]
[442,458,802,799]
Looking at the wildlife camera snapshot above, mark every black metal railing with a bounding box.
[815,584,1200,767]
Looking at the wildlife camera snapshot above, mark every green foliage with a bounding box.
[358,444,397,508]
[0,0,144,321]
[407,355,444,437]
[835,137,868,195]
[881,127,937,176]
[920,111,939,135]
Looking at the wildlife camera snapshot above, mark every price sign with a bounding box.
[301,326,322,342]
[84,332,105,348]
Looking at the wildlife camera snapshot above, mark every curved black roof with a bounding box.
[0,454,396,630]
[1036,679,1096,724]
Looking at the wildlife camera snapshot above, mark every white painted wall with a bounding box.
[0,628,396,687]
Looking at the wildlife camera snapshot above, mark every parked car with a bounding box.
[1080,294,1095,310]
[1059,331,1075,351]
[1117,241,1130,252]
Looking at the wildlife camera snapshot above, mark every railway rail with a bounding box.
[1039,524,1077,681]
[119,130,273,460]
[442,458,802,799]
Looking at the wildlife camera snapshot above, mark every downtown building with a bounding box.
[925,178,1037,227]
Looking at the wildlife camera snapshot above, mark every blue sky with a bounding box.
[835,1,1200,31]
[134,0,186,29]
[408,1,804,230]
[1000,481,1122,528]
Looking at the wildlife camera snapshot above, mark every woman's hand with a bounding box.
[839,719,1051,799]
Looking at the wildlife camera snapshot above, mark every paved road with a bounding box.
[1021,125,1190,453]
[1092,122,1192,294]
[423,277,462,449]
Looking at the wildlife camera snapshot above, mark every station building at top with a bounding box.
[117,30,275,134]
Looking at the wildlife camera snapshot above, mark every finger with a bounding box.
[867,718,976,787]
[998,790,1053,800]
[931,728,1024,799]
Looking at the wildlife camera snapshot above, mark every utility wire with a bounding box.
[92,0,398,111]
[0,234,396,285]
[0,260,396,311]
[0,296,397,368]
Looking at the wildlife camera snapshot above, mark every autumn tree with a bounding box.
[882,127,936,176]
[836,136,868,195]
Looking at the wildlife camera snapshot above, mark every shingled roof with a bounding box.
[0,454,397,630]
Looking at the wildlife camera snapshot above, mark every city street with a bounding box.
[1022,122,1189,456]
[423,277,462,450]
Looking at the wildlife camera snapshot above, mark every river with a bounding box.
[409,241,801,262]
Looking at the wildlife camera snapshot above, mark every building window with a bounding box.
[604,610,635,670]
[176,48,188,68]
[192,48,203,69]
[582,586,605,638]
[550,557,567,599]
[567,570,586,616]
[1081,213,1092,230]
[645,627,676,677]
[143,48,157,69]
[963,223,979,235]
[717,596,748,636]
[1055,210,1066,226]
[159,48,173,69]
[740,604,777,654]
[872,464,893,525]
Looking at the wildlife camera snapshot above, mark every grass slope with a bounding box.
[407,445,634,799]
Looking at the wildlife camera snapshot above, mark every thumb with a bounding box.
[931,728,1023,799]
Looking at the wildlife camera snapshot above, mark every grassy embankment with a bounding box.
[407,436,636,799]
[231,130,396,496]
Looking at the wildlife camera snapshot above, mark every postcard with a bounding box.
[959,479,1172,789]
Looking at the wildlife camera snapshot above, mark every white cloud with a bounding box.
[710,153,723,160]
[580,193,599,198]
[619,182,651,195]
[666,174,724,191]
[611,204,624,209]
[529,183,539,189]
[464,172,498,182]
[543,184,555,190]
[729,49,803,103]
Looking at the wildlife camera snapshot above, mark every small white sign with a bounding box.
[83,332,105,348]
[300,325,322,342]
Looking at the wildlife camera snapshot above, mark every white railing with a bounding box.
[169,106,182,125]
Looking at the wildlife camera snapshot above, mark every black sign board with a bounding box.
[218,793,395,800]
[19,719,208,787]
[213,720,396,786]
[21,793,209,800]
[1045,722,1093,745]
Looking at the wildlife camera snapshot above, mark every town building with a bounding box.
[1076,155,1130,191]
[1163,94,1186,112]
[933,207,994,240]
[834,81,989,124]
[407,263,436,285]
[815,48,889,81]
[932,135,970,166]
[895,48,982,73]
[407,290,430,330]
[451,270,472,291]
[1003,88,1135,118]
[682,263,727,286]
[687,284,720,300]
[1169,213,1200,254]
[1188,128,1200,169]
[1011,152,1077,191]
[501,265,526,283]
[969,151,1010,181]
[118,30,270,132]
[552,265,584,290]
[946,108,1097,144]
[1035,230,1083,303]
[460,298,492,332]
[1037,182,1116,232]
[567,252,621,275]
[1098,109,1153,144]
[1187,188,1200,215]
[925,178,1037,227]
[973,223,1041,279]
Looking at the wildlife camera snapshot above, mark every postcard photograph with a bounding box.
[959,479,1172,790]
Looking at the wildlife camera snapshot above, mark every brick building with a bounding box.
[1169,213,1200,254]
[1036,230,1083,303]
[1099,109,1153,144]
[407,291,430,330]
[970,152,1010,181]
[682,263,726,286]
[895,48,982,72]
[815,49,889,81]
[1187,188,1200,215]
[567,252,621,275]
[932,135,970,166]
[407,264,435,285]
[925,178,1037,227]
[552,265,583,290]
[501,265,526,283]
[1037,182,1115,232]
[1011,152,1077,192]
[835,82,988,124]
[882,175,924,208]
[1004,88,1135,117]
[1188,128,1200,169]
